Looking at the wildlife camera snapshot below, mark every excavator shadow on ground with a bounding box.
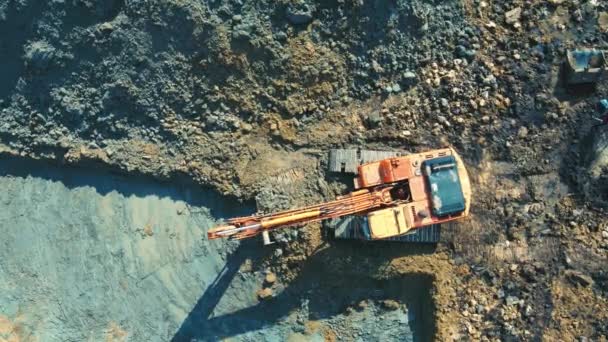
[172,239,437,342]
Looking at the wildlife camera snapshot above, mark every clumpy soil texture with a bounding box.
[1,0,608,340]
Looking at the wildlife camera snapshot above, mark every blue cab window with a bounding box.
[423,156,466,217]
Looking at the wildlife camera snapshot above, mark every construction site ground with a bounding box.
[1,0,608,341]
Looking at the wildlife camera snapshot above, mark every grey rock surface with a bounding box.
[0,157,419,341]
[0,156,246,341]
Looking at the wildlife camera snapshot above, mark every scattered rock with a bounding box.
[257,288,273,300]
[24,41,56,70]
[265,272,277,285]
[599,12,608,32]
[357,300,368,310]
[437,115,451,127]
[241,123,253,133]
[403,71,417,81]
[142,223,154,237]
[505,296,520,306]
[520,264,537,283]
[286,3,314,25]
[505,7,522,26]
[497,289,505,299]
[456,45,476,61]
[565,270,594,287]
[518,126,528,139]
[381,299,400,310]
[366,111,383,128]
[232,25,253,41]
[99,22,114,32]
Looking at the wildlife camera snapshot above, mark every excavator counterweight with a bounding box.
[207,148,471,242]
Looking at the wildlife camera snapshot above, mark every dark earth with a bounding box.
[1,0,608,341]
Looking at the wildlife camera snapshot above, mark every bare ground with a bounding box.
[1,0,608,340]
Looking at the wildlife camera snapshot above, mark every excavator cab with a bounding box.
[423,155,466,217]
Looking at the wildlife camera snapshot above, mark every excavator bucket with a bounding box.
[564,49,608,86]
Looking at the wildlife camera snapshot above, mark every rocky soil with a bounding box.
[1,0,608,340]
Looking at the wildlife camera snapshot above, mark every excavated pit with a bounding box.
[0,155,432,341]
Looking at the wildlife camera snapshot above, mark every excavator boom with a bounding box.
[207,186,396,240]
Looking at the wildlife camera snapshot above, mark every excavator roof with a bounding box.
[423,156,466,217]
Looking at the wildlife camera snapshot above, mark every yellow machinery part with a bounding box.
[260,210,322,229]
[367,205,410,239]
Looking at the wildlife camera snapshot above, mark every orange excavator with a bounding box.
[208,147,471,242]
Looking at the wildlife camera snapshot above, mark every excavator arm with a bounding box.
[207,186,396,240]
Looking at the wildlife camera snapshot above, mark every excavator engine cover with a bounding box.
[423,156,466,217]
